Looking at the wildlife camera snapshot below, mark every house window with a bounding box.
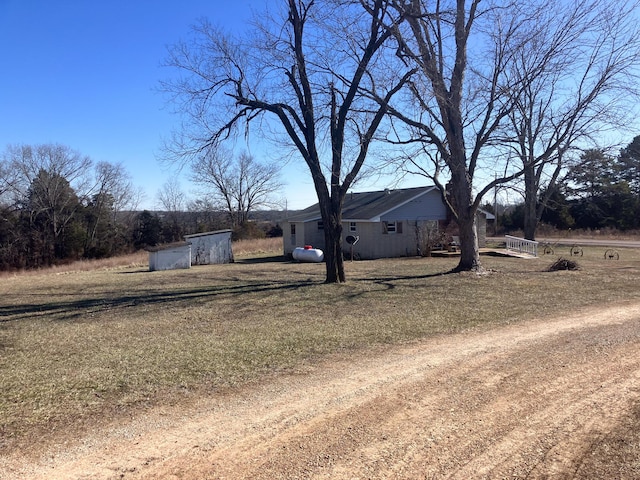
[317,221,324,231]
[350,222,357,232]
[290,224,296,235]
[383,221,403,234]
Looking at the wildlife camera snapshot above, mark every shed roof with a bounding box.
[184,229,233,239]
[145,241,191,252]
[285,186,437,222]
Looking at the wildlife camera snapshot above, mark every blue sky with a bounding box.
[2,2,638,213]
[0,0,325,210]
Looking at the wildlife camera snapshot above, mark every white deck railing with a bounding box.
[505,235,539,257]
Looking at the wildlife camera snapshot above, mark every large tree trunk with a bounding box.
[318,195,346,283]
[522,165,538,241]
[323,218,345,283]
[448,167,483,273]
[455,209,482,272]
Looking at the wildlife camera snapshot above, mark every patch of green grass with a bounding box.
[1,247,640,451]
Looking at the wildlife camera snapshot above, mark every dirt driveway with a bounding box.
[3,302,640,479]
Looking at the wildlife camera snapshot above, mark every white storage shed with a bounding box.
[184,229,234,265]
[147,242,192,271]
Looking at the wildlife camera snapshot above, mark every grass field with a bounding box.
[2,239,640,452]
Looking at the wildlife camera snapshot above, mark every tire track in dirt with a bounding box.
[3,302,640,479]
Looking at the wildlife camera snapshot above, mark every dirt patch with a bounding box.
[2,303,640,479]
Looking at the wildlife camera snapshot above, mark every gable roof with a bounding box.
[285,186,438,222]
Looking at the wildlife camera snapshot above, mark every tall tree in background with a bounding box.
[25,169,83,264]
[0,158,13,203]
[7,144,90,265]
[85,161,138,257]
[132,210,163,249]
[157,178,187,241]
[501,0,640,240]
[0,158,17,267]
[6,144,91,203]
[163,0,411,283]
[190,149,281,229]
[371,0,640,270]
[618,135,640,199]
[157,178,186,214]
[565,148,639,230]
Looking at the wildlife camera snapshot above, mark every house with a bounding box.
[282,186,492,260]
[184,229,234,265]
[148,242,192,271]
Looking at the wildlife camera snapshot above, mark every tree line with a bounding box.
[502,136,640,233]
[0,144,136,269]
[1,133,637,271]
[0,144,282,270]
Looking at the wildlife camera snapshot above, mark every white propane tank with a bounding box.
[292,245,324,262]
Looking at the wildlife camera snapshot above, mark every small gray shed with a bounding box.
[147,242,192,271]
[184,229,234,265]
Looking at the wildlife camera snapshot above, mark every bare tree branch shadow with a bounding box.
[0,280,314,323]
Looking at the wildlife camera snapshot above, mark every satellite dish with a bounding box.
[346,235,359,245]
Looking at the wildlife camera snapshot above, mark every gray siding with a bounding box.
[304,222,326,251]
[283,221,325,255]
[476,214,487,248]
[282,189,488,258]
[379,189,446,221]
[149,245,191,271]
[185,231,234,264]
[342,221,419,259]
[284,221,305,254]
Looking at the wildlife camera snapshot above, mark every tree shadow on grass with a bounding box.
[234,255,287,264]
[1,268,461,323]
[0,280,315,323]
[362,269,459,290]
[325,270,458,301]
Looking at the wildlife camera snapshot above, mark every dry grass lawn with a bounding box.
[2,238,640,454]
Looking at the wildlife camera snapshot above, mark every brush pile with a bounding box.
[548,257,580,271]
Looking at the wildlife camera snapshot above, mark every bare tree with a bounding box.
[92,161,139,216]
[190,149,281,228]
[363,0,527,271]
[85,161,138,253]
[5,143,91,202]
[0,158,10,203]
[162,0,411,283]
[157,177,186,213]
[500,0,640,240]
[371,0,640,270]
[1,144,91,263]
[7,144,90,232]
[156,178,187,240]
